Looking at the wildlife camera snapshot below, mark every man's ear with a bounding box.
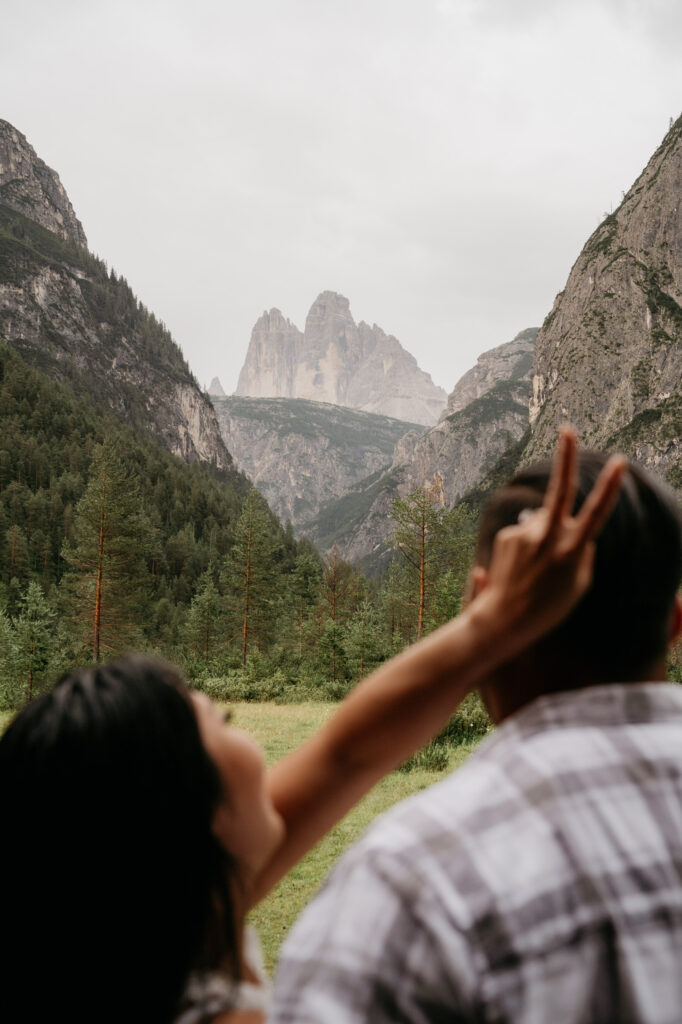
[668,594,682,646]
[464,565,489,607]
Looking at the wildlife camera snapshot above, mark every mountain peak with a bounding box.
[234,291,446,425]
[0,120,87,247]
[307,290,351,314]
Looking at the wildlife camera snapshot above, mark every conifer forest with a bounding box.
[0,342,479,712]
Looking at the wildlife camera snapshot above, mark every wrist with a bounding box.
[462,589,518,669]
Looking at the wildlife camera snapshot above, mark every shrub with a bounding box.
[398,740,451,774]
[436,692,491,744]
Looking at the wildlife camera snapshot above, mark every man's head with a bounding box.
[476,452,682,687]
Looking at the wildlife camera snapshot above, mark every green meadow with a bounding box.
[233,702,478,972]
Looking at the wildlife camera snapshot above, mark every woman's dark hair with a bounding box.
[477,452,682,681]
[0,656,238,1024]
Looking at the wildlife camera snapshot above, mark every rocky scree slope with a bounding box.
[210,395,420,529]
[304,328,537,569]
[527,114,682,487]
[235,291,447,426]
[0,120,231,469]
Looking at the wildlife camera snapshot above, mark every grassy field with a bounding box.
[232,702,479,971]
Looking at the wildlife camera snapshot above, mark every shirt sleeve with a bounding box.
[269,846,479,1024]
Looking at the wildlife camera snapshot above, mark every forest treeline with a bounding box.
[0,342,480,712]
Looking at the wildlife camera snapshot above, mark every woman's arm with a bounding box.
[253,431,625,902]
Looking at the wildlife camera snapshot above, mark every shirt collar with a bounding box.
[483,681,682,749]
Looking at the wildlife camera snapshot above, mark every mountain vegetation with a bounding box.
[0,340,484,710]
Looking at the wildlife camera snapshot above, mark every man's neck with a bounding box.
[480,655,668,726]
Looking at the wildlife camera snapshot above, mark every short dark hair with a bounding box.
[476,452,682,680]
[0,656,239,1024]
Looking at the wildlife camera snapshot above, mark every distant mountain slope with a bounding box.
[0,341,252,604]
[211,395,421,528]
[304,328,537,570]
[0,120,231,469]
[235,291,447,426]
[527,114,682,484]
[445,328,536,416]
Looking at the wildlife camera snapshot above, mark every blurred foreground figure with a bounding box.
[273,451,682,1024]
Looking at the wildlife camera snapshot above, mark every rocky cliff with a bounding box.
[235,291,447,425]
[211,395,420,528]
[446,328,537,415]
[0,121,232,470]
[0,120,87,247]
[304,328,537,568]
[527,115,682,486]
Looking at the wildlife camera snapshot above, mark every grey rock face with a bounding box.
[0,262,231,468]
[0,121,232,470]
[211,395,420,528]
[305,329,537,567]
[527,115,682,485]
[235,290,447,425]
[446,328,537,416]
[236,308,303,398]
[0,120,87,247]
[208,376,226,397]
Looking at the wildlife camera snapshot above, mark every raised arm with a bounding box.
[253,431,625,902]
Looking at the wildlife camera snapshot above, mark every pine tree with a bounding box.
[290,550,322,659]
[5,524,28,584]
[222,488,278,666]
[379,557,412,651]
[391,480,448,641]
[183,567,223,663]
[391,481,475,642]
[426,505,477,631]
[0,607,20,710]
[317,618,348,689]
[12,581,56,701]
[344,599,386,680]
[319,544,365,625]
[61,443,153,661]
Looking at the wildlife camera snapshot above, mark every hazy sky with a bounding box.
[2,0,681,395]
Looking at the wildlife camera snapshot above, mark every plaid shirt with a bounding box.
[271,683,682,1024]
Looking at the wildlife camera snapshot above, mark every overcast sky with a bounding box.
[2,0,681,395]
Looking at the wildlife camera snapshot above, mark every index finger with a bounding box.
[573,455,627,545]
